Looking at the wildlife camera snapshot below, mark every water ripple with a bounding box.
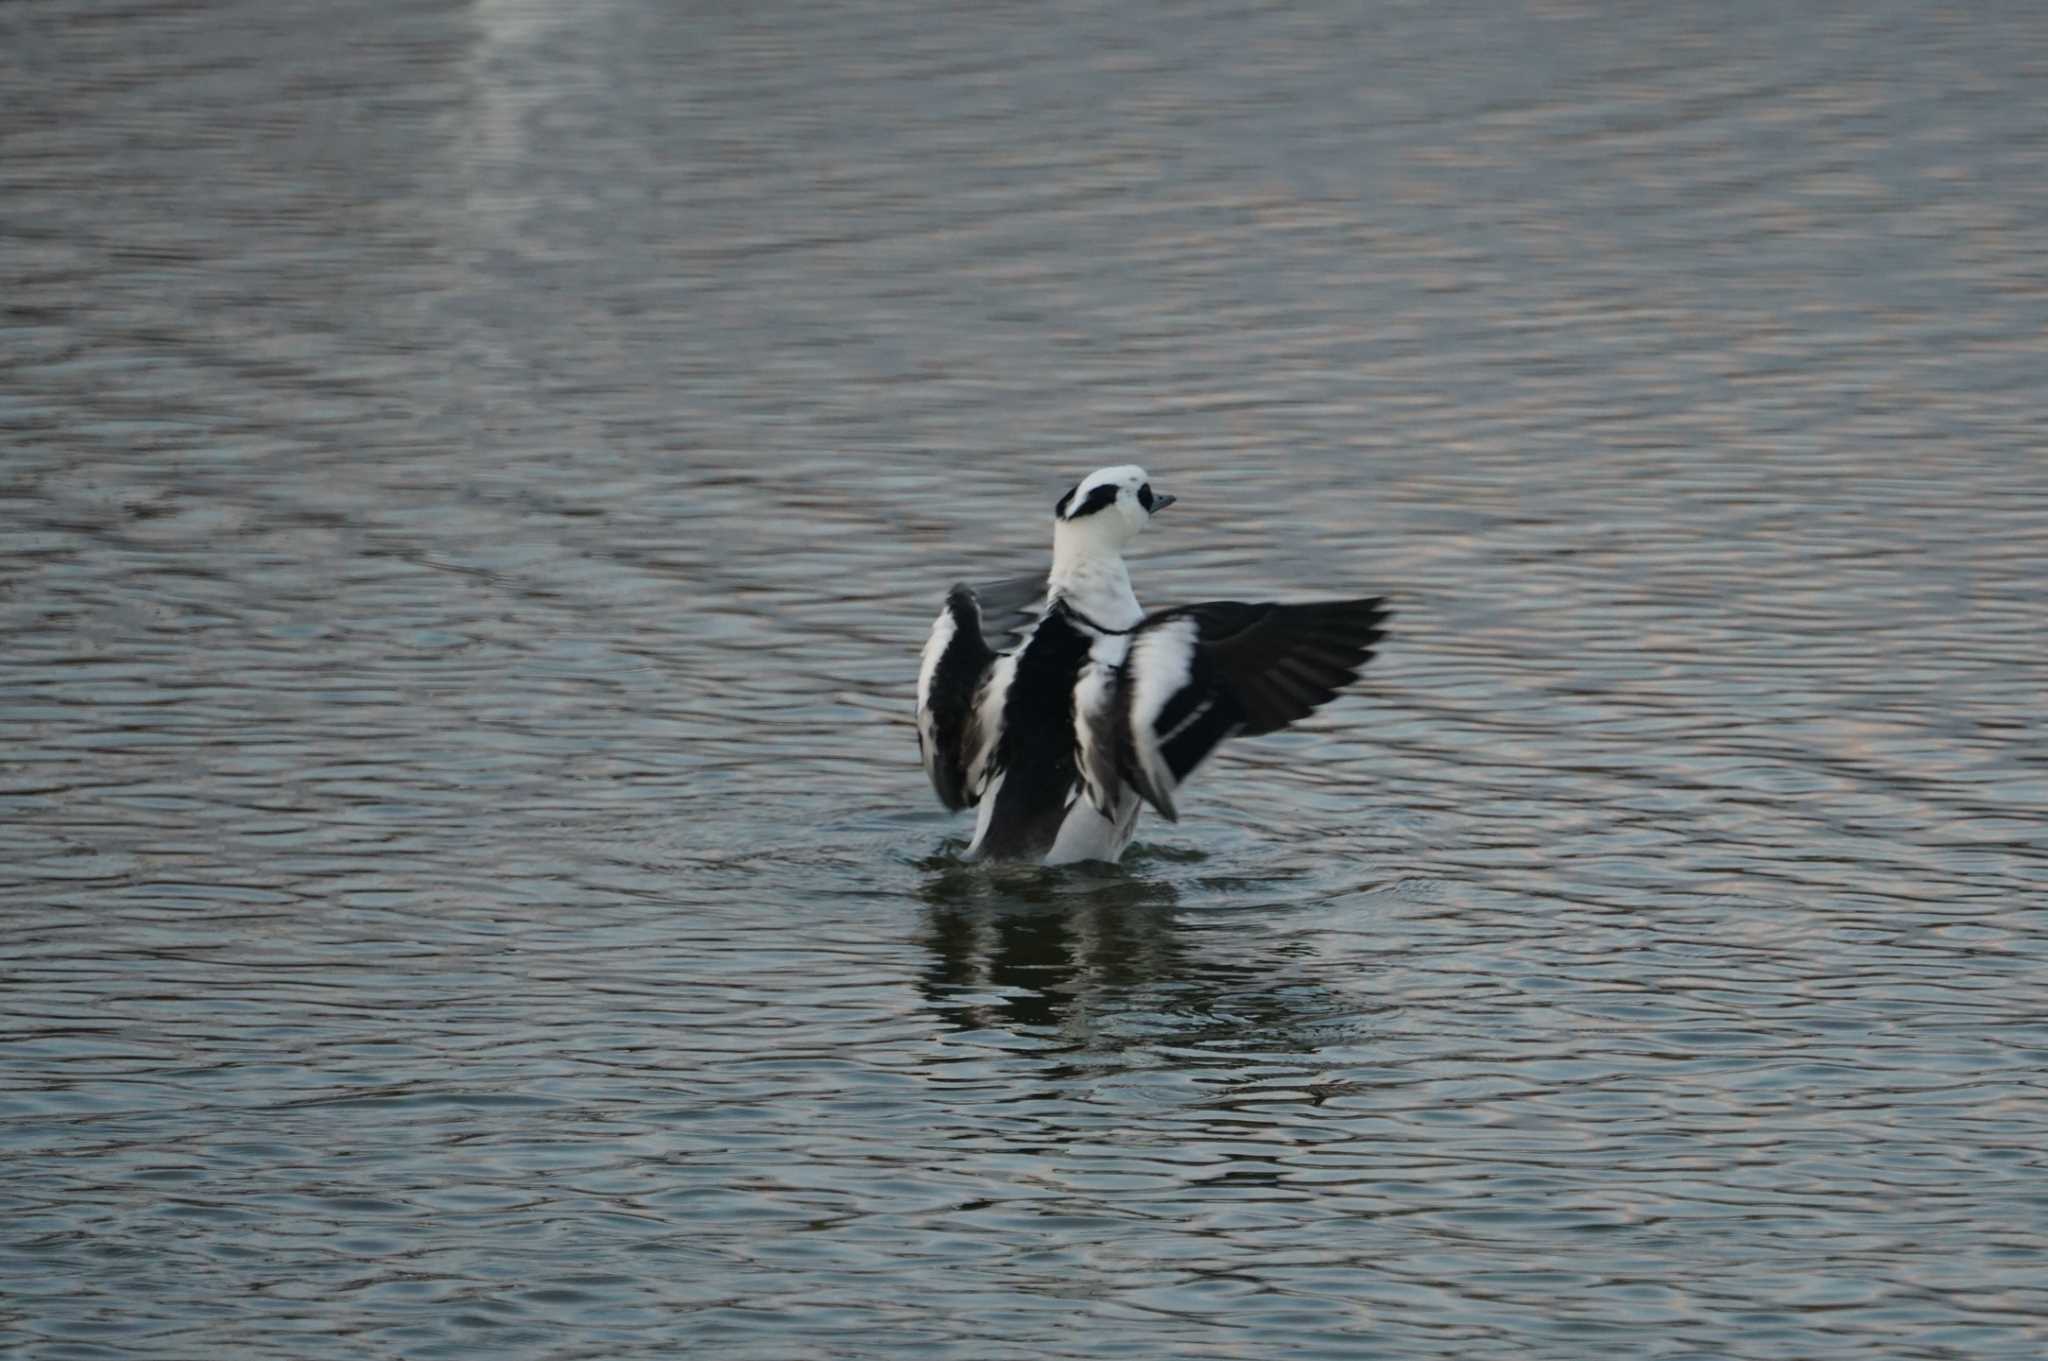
[6,0,2048,1358]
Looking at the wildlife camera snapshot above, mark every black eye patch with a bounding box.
[1064,483,1123,519]
[1054,485,1078,517]
[1137,482,1154,512]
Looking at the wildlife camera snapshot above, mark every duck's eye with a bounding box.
[1137,482,1155,512]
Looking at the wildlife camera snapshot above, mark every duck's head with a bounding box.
[1051,465,1174,556]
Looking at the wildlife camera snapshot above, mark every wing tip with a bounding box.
[920,583,1004,814]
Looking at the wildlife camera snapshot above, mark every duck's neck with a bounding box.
[1049,529,1142,631]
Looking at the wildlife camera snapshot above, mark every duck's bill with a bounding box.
[1151,493,1177,512]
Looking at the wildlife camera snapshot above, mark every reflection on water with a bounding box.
[4,0,2047,1357]
[926,900,1184,1033]
[917,867,1377,1070]
[921,865,1191,1031]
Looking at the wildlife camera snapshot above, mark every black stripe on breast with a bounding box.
[974,611,1093,861]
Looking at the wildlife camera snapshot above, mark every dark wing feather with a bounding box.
[1117,597,1389,820]
[916,575,1048,812]
[966,572,1049,653]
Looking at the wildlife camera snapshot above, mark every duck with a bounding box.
[916,465,1389,864]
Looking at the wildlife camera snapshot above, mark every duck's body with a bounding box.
[963,605,1142,863]
[916,466,1388,865]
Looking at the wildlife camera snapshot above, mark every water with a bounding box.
[4,1,2046,1357]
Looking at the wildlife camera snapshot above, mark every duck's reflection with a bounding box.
[914,860,1404,1157]
[914,859,1367,1063]
[917,861,1202,1031]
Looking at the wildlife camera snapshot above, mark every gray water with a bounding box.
[4,1,2047,1357]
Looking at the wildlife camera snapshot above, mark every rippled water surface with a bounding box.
[5,2,2047,1357]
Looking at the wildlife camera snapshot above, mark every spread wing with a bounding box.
[961,572,1050,653]
[1110,597,1389,821]
[916,574,1047,811]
